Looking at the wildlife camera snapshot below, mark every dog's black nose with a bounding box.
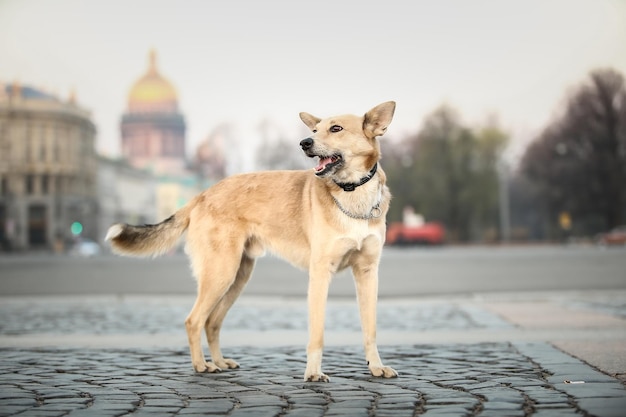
[300,137,314,151]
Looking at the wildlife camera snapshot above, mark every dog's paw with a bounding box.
[215,358,240,369]
[193,361,222,373]
[369,365,398,378]
[304,372,330,383]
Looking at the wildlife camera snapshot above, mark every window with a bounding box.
[40,140,46,162]
[25,138,31,162]
[42,175,49,194]
[26,175,34,195]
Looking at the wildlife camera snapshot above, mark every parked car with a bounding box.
[386,222,445,245]
[595,226,626,246]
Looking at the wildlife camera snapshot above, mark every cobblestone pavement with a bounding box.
[0,297,512,336]
[1,344,625,417]
[1,295,625,416]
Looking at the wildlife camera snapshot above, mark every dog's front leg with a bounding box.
[353,249,398,378]
[304,265,332,382]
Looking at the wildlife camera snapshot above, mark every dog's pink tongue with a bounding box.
[315,157,333,172]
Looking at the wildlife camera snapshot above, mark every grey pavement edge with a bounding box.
[1,290,625,416]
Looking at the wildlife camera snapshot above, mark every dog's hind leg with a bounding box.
[204,254,255,370]
[185,246,243,373]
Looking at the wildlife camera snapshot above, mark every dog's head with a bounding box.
[299,101,395,183]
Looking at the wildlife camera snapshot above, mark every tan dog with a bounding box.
[106,101,398,382]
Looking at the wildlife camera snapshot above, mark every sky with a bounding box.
[1,0,625,169]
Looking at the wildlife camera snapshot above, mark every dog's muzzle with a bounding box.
[300,137,343,177]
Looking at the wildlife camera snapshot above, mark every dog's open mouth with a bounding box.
[314,154,343,176]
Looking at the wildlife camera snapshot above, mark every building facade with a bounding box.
[120,50,187,176]
[0,83,97,251]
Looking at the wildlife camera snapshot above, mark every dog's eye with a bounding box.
[312,129,317,133]
[330,125,343,133]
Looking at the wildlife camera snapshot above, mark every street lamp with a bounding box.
[497,159,511,243]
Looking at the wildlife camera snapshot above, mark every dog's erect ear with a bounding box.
[363,101,396,138]
[299,112,321,131]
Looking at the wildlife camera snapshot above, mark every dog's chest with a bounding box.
[337,216,381,250]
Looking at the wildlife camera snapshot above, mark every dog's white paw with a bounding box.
[369,365,398,378]
[215,358,240,369]
[193,361,222,373]
[305,372,330,383]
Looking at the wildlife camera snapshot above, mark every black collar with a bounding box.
[334,163,378,192]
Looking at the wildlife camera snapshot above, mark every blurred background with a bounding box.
[0,0,625,254]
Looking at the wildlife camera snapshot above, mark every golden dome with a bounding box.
[128,50,178,112]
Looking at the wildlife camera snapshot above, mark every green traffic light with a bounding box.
[71,222,83,235]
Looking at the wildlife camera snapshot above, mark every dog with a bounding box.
[106,101,398,382]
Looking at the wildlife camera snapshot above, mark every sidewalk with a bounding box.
[1,290,625,416]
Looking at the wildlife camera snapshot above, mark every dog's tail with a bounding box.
[105,196,200,258]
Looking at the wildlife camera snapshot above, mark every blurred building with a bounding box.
[0,82,97,251]
[121,49,187,176]
[194,124,228,186]
[97,156,157,242]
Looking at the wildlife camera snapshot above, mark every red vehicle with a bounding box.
[386,222,445,245]
[595,226,626,246]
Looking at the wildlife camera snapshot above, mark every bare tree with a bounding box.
[521,68,626,235]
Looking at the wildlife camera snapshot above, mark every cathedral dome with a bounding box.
[128,50,178,113]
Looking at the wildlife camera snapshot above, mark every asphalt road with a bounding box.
[0,245,625,298]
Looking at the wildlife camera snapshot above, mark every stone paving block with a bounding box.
[371,411,415,417]
[0,407,29,417]
[6,410,66,417]
[424,397,476,406]
[121,408,180,417]
[86,402,137,413]
[142,398,186,407]
[40,398,90,406]
[528,393,570,404]
[286,394,327,406]
[237,394,285,408]
[0,397,38,407]
[332,398,373,408]
[331,392,376,401]
[533,403,574,410]
[376,400,419,410]
[376,394,419,404]
[283,408,325,417]
[530,410,580,417]
[229,406,285,417]
[187,400,235,413]
[479,410,525,417]
[546,368,617,384]
[324,406,370,416]
[480,400,524,410]
[576,397,626,417]
[557,381,626,399]
[282,388,318,396]
[420,408,474,417]
[470,389,525,403]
